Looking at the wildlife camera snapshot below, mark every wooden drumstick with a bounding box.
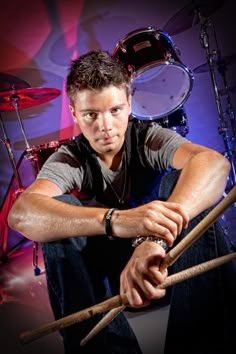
[18,186,236,344]
[80,186,236,345]
[81,187,236,345]
[160,185,236,271]
[80,305,126,346]
[19,252,236,345]
[18,293,128,345]
[80,252,236,346]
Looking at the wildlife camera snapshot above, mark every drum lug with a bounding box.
[128,64,135,76]
[165,51,174,63]
[154,30,161,40]
[118,40,127,53]
[163,117,169,127]
[175,46,181,56]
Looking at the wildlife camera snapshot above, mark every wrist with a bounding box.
[132,236,169,251]
[104,208,118,240]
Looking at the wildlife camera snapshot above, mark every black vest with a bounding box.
[67,120,170,208]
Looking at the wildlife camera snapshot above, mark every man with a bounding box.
[8,51,235,354]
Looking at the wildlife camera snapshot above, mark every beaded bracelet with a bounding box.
[132,236,169,251]
[105,208,118,240]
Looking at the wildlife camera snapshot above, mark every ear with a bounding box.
[128,95,132,114]
[69,105,77,123]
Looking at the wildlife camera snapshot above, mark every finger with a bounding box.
[121,267,153,307]
[145,210,183,240]
[144,222,175,245]
[120,272,142,307]
[142,279,166,300]
[151,201,189,232]
[159,208,186,235]
[149,267,168,285]
[164,202,189,229]
[134,266,165,298]
[158,215,180,238]
[126,286,151,308]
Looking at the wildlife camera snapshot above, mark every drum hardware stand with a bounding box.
[10,94,43,275]
[0,238,30,265]
[10,94,39,179]
[198,11,236,190]
[0,112,26,257]
[197,11,236,247]
[0,86,60,273]
[0,112,25,191]
[216,57,236,194]
[0,97,42,274]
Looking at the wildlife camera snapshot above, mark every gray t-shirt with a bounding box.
[37,122,189,204]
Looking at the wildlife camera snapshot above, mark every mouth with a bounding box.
[99,135,116,144]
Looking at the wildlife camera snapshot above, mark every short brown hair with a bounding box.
[66,50,131,103]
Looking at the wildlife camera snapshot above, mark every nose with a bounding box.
[99,113,112,132]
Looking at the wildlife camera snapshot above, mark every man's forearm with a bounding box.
[8,193,108,242]
[168,150,230,219]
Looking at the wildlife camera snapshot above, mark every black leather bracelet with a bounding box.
[105,208,118,240]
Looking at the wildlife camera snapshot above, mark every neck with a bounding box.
[100,147,124,171]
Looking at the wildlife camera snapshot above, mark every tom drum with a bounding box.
[112,27,194,120]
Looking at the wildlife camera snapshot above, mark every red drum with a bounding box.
[25,137,74,175]
[112,27,194,120]
[156,106,189,137]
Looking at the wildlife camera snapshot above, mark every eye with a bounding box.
[84,112,97,120]
[111,107,121,115]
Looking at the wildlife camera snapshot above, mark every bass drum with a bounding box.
[112,27,194,120]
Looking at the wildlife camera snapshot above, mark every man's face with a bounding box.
[69,86,131,157]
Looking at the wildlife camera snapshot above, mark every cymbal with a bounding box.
[0,72,30,92]
[0,87,61,112]
[193,54,236,73]
[163,0,224,35]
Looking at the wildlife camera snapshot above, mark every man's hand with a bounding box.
[112,200,189,246]
[120,240,168,308]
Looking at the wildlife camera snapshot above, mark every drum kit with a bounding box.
[125,1,235,189]
[0,0,235,267]
[111,2,236,191]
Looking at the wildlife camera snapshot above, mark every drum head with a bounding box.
[131,62,193,120]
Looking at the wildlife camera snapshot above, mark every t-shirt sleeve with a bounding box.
[144,122,191,170]
[36,145,83,193]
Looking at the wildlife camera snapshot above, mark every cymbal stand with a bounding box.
[10,93,39,179]
[0,112,24,191]
[216,54,236,141]
[198,11,236,188]
[10,94,42,275]
[0,94,42,274]
[0,112,25,256]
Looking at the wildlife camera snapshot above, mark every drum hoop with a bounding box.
[112,26,163,55]
[26,136,75,151]
[26,137,75,153]
[121,26,158,40]
[131,60,194,81]
[26,140,60,153]
[131,98,191,121]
